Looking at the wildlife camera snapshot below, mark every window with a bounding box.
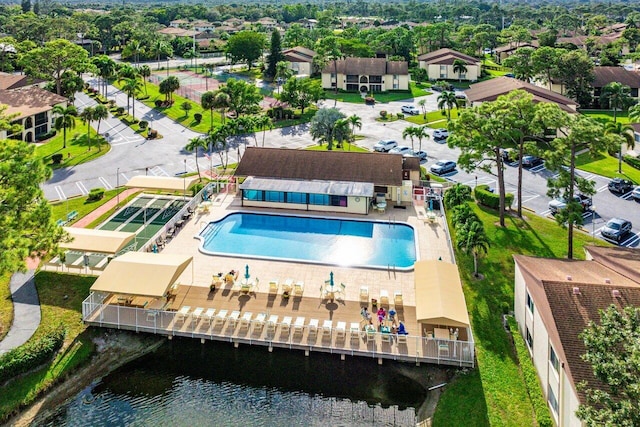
[286,192,306,204]
[549,346,559,373]
[243,190,263,201]
[525,327,533,349]
[393,82,399,90]
[547,385,559,414]
[369,75,382,83]
[330,195,347,207]
[439,65,447,79]
[393,74,398,80]
[526,292,534,314]
[370,84,382,92]
[309,194,329,205]
[265,191,284,203]
[346,75,359,83]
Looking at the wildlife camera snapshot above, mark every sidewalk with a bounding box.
[0,269,40,355]
[73,188,140,228]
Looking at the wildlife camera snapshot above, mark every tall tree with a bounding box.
[159,75,180,103]
[537,104,611,258]
[151,39,173,70]
[279,77,323,114]
[437,91,457,121]
[79,107,94,151]
[502,46,535,81]
[139,65,151,95]
[456,216,490,278]
[20,39,90,96]
[266,29,285,79]
[347,114,362,144]
[92,104,108,143]
[402,126,417,151]
[600,82,633,123]
[218,78,263,118]
[254,115,273,147]
[556,50,595,107]
[120,77,143,120]
[201,91,217,129]
[185,136,206,181]
[309,107,346,150]
[21,0,30,13]
[52,104,77,149]
[0,137,64,273]
[225,30,267,70]
[91,55,116,98]
[576,304,640,427]
[605,121,635,174]
[414,126,430,152]
[452,59,468,82]
[531,47,564,89]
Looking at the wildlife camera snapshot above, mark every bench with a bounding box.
[56,219,67,227]
[66,210,79,223]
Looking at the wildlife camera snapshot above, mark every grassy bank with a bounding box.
[576,151,640,183]
[0,273,96,422]
[434,203,601,426]
[50,187,129,224]
[0,272,12,341]
[323,83,430,104]
[405,109,458,127]
[35,130,109,169]
[305,142,369,152]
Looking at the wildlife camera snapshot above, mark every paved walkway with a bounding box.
[0,269,40,355]
[73,188,141,228]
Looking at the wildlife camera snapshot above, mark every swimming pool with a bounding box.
[197,213,417,270]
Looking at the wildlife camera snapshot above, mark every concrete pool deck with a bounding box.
[161,195,454,310]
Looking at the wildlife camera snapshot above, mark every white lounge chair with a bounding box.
[360,286,369,303]
[267,314,278,333]
[214,309,228,327]
[350,322,361,342]
[269,279,279,294]
[176,306,191,323]
[336,321,346,339]
[192,307,204,325]
[322,320,332,337]
[308,319,319,338]
[294,281,304,296]
[228,310,241,328]
[380,290,389,306]
[281,316,292,335]
[283,278,293,293]
[293,317,305,335]
[240,312,252,330]
[394,291,403,306]
[252,312,267,333]
[397,334,408,344]
[203,308,216,325]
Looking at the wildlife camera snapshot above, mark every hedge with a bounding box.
[623,155,640,170]
[88,187,105,201]
[507,317,554,427]
[0,325,66,385]
[474,184,514,209]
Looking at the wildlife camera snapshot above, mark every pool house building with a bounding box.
[235,148,421,215]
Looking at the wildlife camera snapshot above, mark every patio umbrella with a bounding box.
[428,198,433,211]
[245,264,250,280]
[329,271,334,287]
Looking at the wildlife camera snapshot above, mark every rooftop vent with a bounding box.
[604,278,611,284]
[612,289,621,298]
[572,286,581,295]
[566,275,573,281]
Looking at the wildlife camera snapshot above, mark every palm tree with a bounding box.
[208,124,233,174]
[347,114,362,147]
[151,39,172,70]
[139,65,151,95]
[456,218,490,278]
[418,99,427,119]
[129,40,144,67]
[600,82,633,123]
[605,121,636,173]
[402,126,417,151]
[414,126,430,152]
[92,105,109,146]
[79,107,94,151]
[91,55,116,98]
[186,136,206,181]
[254,115,273,147]
[212,90,231,125]
[159,76,180,104]
[452,59,468,82]
[120,77,143,120]
[333,118,351,149]
[52,104,77,149]
[437,91,457,121]
[627,103,640,123]
[201,91,216,130]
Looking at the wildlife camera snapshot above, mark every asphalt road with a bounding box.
[42,85,640,248]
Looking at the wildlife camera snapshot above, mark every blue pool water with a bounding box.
[198,213,417,269]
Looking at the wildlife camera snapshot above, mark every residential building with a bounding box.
[234,147,420,214]
[0,85,67,142]
[321,58,409,92]
[592,66,640,101]
[256,17,278,31]
[465,77,579,112]
[514,246,640,426]
[0,74,46,90]
[282,46,316,76]
[417,48,481,82]
[493,42,538,64]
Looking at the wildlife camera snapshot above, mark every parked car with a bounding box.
[401,105,420,115]
[608,178,635,194]
[600,218,632,243]
[548,194,593,214]
[501,148,517,163]
[521,155,544,168]
[389,146,413,156]
[373,139,398,152]
[632,186,640,201]
[414,150,428,161]
[430,160,457,175]
[433,129,449,139]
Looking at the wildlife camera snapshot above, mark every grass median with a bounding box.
[35,130,109,169]
[576,151,640,183]
[434,203,604,426]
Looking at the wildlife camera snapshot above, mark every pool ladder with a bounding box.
[387,264,396,278]
[388,215,396,227]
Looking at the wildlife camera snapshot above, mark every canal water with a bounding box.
[39,339,430,426]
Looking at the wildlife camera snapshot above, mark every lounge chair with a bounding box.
[360,286,369,303]
[203,308,216,325]
[322,320,332,337]
[394,291,403,306]
[293,317,305,335]
[252,312,267,333]
[397,334,408,344]
[336,321,346,339]
[214,309,228,327]
[281,316,292,335]
[269,279,279,294]
[228,310,241,328]
[146,310,159,322]
[366,325,376,342]
[294,281,304,296]
[192,307,204,325]
[283,278,293,293]
[239,312,252,330]
[308,319,319,338]
[267,314,278,334]
[380,290,389,306]
[176,306,191,323]
[350,322,361,342]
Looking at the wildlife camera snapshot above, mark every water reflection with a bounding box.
[40,339,428,426]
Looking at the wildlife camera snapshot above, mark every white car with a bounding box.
[433,129,449,139]
[373,139,398,152]
[389,146,413,156]
[632,186,640,201]
[401,105,420,115]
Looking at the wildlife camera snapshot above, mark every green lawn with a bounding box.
[575,151,640,183]
[0,272,12,342]
[35,129,109,169]
[434,203,604,426]
[323,82,431,104]
[580,110,631,125]
[405,109,458,127]
[0,273,96,422]
[305,142,369,152]
[50,187,130,225]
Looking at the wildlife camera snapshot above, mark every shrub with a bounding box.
[154,100,163,108]
[365,96,375,105]
[396,113,405,119]
[108,100,116,108]
[51,154,64,165]
[115,107,125,115]
[474,184,514,209]
[194,113,203,123]
[36,130,56,141]
[191,182,205,195]
[148,129,158,139]
[138,120,148,130]
[87,187,105,201]
[0,325,65,385]
[380,110,388,119]
[623,154,640,170]
[507,317,554,427]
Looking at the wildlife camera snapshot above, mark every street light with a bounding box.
[183,159,187,201]
[591,206,597,242]
[116,167,120,209]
